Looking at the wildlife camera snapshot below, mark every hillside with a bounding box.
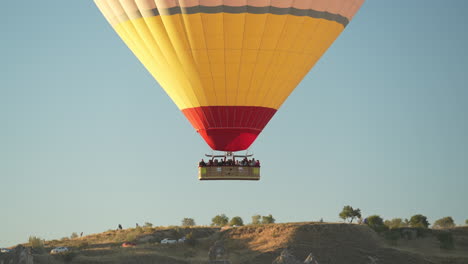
[2,223,468,264]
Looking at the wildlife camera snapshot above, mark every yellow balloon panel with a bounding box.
[112,13,344,110]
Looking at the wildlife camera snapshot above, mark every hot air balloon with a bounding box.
[95,0,365,180]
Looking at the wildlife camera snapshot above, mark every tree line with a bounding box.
[339,205,466,232]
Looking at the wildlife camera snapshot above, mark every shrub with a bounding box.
[261,214,275,224]
[366,215,388,233]
[251,215,261,225]
[135,226,144,234]
[229,216,244,226]
[437,232,454,249]
[29,236,44,249]
[410,214,430,228]
[433,217,455,229]
[466,219,468,225]
[339,205,362,223]
[144,222,153,228]
[211,214,229,226]
[70,232,79,239]
[126,232,138,242]
[185,231,197,247]
[384,218,407,229]
[182,218,196,226]
[78,241,89,249]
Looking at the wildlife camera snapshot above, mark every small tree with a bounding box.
[144,222,153,228]
[251,215,261,225]
[261,214,275,224]
[229,216,244,226]
[465,219,468,225]
[410,214,430,228]
[29,236,44,249]
[339,205,361,223]
[366,215,388,233]
[433,217,455,229]
[211,214,229,226]
[70,232,79,239]
[182,218,196,226]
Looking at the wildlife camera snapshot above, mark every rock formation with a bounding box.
[273,249,320,264]
[0,245,33,264]
[304,253,319,264]
[208,240,230,264]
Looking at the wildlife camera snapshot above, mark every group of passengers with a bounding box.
[199,157,260,167]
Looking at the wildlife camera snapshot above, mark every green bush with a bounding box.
[144,222,153,228]
[251,215,261,225]
[410,214,430,228]
[70,232,78,239]
[261,214,275,224]
[211,214,229,226]
[433,217,455,229]
[182,218,196,226]
[366,215,388,233]
[437,232,454,249]
[229,216,244,226]
[29,236,44,249]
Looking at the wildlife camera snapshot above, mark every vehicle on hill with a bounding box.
[161,238,177,244]
[122,242,136,248]
[1,248,12,253]
[50,247,69,254]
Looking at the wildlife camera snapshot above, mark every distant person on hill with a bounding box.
[118,224,123,230]
[80,232,83,237]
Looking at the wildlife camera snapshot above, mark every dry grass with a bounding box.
[18,223,468,264]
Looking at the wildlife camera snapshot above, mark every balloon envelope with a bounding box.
[95,0,365,151]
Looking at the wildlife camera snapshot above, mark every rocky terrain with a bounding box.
[1,223,467,264]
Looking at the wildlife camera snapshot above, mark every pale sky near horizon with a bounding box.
[1,1,467,247]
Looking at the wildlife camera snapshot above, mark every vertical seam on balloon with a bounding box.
[272,0,352,110]
[108,0,187,109]
[126,0,187,110]
[191,3,218,127]
[240,5,265,129]
[198,10,220,128]
[175,0,213,131]
[221,6,229,127]
[243,1,271,111]
[251,0,295,128]
[137,0,193,110]
[264,0,332,109]
[257,0,302,109]
[235,10,247,129]
[155,1,197,111]
[155,2,200,111]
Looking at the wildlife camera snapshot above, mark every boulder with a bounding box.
[272,249,302,264]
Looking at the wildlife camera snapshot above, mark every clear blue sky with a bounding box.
[1,1,467,247]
